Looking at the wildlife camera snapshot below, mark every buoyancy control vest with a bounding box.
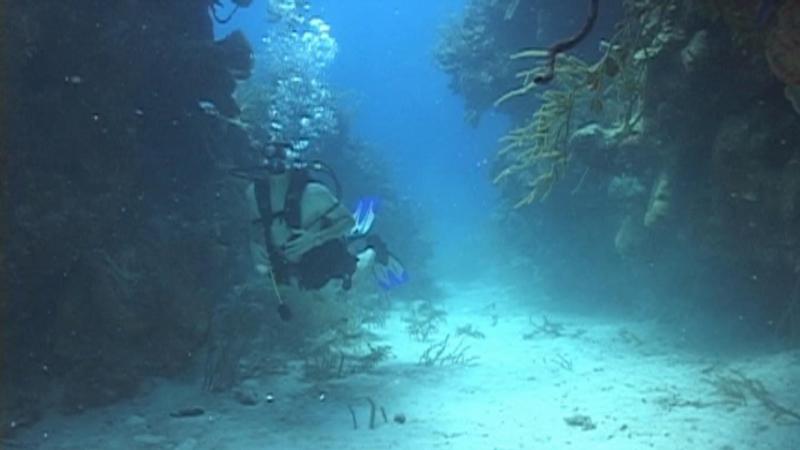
[253,169,356,290]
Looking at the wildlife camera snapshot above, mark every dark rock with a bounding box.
[233,388,259,406]
[170,408,205,418]
[4,0,256,431]
[564,414,596,431]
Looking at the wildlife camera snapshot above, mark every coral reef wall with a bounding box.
[437,0,800,339]
[435,0,623,125]
[2,0,257,430]
[640,2,800,298]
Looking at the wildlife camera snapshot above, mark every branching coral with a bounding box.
[493,0,682,206]
[493,55,589,206]
[203,301,266,392]
[456,323,486,339]
[403,301,448,341]
[435,0,541,124]
[704,368,800,423]
[301,315,392,381]
[303,342,393,381]
[522,315,586,339]
[418,334,478,367]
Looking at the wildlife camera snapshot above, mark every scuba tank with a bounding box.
[229,142,343,199]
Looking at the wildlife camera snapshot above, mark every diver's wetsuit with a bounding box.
[254,170,357,290]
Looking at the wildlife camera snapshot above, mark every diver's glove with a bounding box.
[283,229,322,260]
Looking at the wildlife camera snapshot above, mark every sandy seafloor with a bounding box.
[10,282,800,450]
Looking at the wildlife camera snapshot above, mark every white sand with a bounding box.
[11,283,800,450]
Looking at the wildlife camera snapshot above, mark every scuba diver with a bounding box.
[231,143,407,321]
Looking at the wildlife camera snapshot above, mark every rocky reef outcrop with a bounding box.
[2,0,257,435]
[438,0,800,340]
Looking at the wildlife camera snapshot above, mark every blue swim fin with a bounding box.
[351,197,378,237]
[373,253,409,290]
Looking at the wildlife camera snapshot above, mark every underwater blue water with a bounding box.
[8,3,800,448]
[216,0,507,278]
